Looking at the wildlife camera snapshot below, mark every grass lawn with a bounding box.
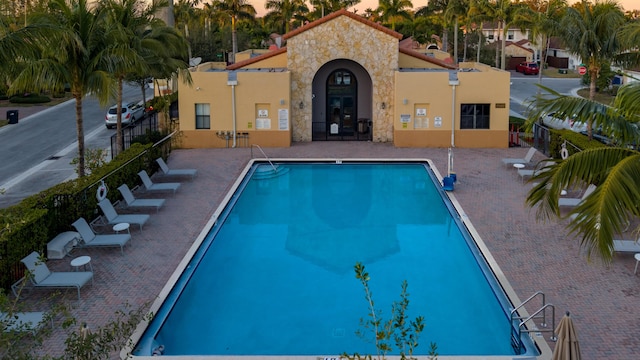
[576,88,616,106]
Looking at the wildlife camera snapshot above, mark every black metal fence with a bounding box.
[110,111,159,159]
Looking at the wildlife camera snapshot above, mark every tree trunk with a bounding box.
[442,28,448,53]
[463,26,468,62]
[500,20,506,70]
[453,18,458,65]
[74,94,85,177]
[477,23,483,63]
[231,16,237,64]
[587,66,598,140]
[116,78,124,154]
[495,23,500,68]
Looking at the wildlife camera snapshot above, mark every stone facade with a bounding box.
[286,16,399,142]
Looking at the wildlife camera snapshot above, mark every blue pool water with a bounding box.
[134,162,537,357]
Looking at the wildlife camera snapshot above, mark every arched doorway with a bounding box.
[327,69,357,137]
[311,60,372,141]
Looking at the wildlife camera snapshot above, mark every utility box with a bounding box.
[6,110,18,124]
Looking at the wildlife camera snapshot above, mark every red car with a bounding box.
[516,62,539,75]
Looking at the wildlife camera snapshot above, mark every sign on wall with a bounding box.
[434,116,443,127]
[258,109,269,117]
[400,114,411,123]
[256,118,271,129]
[278,109,289,130]
[414,105,429,129]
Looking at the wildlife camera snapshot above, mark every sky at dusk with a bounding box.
[250,0,639,17]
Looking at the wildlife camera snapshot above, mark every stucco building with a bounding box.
[176,10,511,149]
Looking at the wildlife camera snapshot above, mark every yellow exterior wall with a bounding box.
[178,70,292,148]
[393,65,510,148]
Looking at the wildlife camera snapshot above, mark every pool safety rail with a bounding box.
[250,144,277,172]
[510,291,556,353]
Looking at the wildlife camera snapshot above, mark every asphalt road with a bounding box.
[509,73,582,118]
[0,86,143,208]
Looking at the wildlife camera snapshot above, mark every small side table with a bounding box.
[513,163,525,170]
[71,256,93,272]
[113,222,130,235]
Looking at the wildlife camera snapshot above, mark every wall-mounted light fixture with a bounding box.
[403,98,408,105]
[280,99,285,105]
[196,87,201,91]
[381,102,386,109]
[299,101,304,109]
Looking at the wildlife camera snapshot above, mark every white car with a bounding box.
[540,112,587,133]
[105,101,145,129]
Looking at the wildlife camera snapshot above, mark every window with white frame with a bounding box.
[488,34,494,40]
[460,104,490,129]
[195,103,210,129]
[507,30,514,40]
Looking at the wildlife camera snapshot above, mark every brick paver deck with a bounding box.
[15,143,640,359]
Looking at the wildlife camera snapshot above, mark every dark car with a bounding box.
[516,62,539,75]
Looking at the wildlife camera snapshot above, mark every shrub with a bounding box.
[9,94,51,104]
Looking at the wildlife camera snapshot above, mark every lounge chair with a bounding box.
[98,199,150,231]
[20,251,93,300]
[517,161,554,183]
[117,184,165,213]
[501,147,537,167]
[558,184,596,207]
[72,217,131,254]
[1,311,50,334]
[612,239,640,252]
[156,158,197,179]
[137,170,181,195]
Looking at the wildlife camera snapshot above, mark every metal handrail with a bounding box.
[519,303,557,341]
[250,144,277,171]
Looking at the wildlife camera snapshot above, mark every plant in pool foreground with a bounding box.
[343,262,438,360]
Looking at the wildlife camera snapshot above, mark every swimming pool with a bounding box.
[128,160,545,358]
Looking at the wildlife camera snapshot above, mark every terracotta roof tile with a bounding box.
[283,9,403,41]
[399,47,457,69]
[226,47,288,70]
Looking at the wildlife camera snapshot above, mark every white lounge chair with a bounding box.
[72,218,131,254]
[558,184,596,207]
[98,199,150,231]
[117,184,165,213]
[501,147,537,167]
[517,161,554,183]
[20,251,93,300]
[137,170,181,195]
[156,158,197,179]
[613,239,640,252]
[1,311,51,334]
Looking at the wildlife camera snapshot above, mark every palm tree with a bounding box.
[516,0,567,94]
[10,0,115,177]
[99,0,152,154]
[524,80,640,263]
[376,0,413,31]
[264,0,309,34]
[444,0,469,64]
[212,0,256,63]
[558,0,625,138]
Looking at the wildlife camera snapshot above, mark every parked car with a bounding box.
[540,112,588,133]
[105,101,145,129]
[516,62,539,75]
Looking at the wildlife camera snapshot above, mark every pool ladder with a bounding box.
[250,144,277,172]
[509,291,556,353]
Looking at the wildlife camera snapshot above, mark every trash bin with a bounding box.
[6,110,18,124]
